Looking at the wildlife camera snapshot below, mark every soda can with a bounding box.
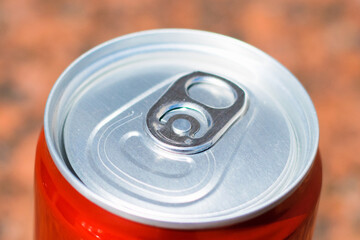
[35,29,321,239]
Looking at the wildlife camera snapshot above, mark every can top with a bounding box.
[44,29,319,229]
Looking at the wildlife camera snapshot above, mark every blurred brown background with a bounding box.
[0,0,359,239]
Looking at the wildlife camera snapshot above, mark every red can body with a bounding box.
[35,129,322,240]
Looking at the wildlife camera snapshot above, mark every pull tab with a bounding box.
[146,71,248,154]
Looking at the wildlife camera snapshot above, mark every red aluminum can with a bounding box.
[35,29,321,240]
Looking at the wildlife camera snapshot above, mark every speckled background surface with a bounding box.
[0,0,359,239]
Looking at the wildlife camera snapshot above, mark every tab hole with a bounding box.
[187,76,237,109]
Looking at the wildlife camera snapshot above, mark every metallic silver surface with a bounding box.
[146,71,247,154]
[44,29,319,229]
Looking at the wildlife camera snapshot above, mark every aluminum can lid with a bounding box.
[44,29,319,229]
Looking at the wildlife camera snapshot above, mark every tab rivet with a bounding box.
[172,118,192,136]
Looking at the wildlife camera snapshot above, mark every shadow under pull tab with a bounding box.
[146,71,248,154]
